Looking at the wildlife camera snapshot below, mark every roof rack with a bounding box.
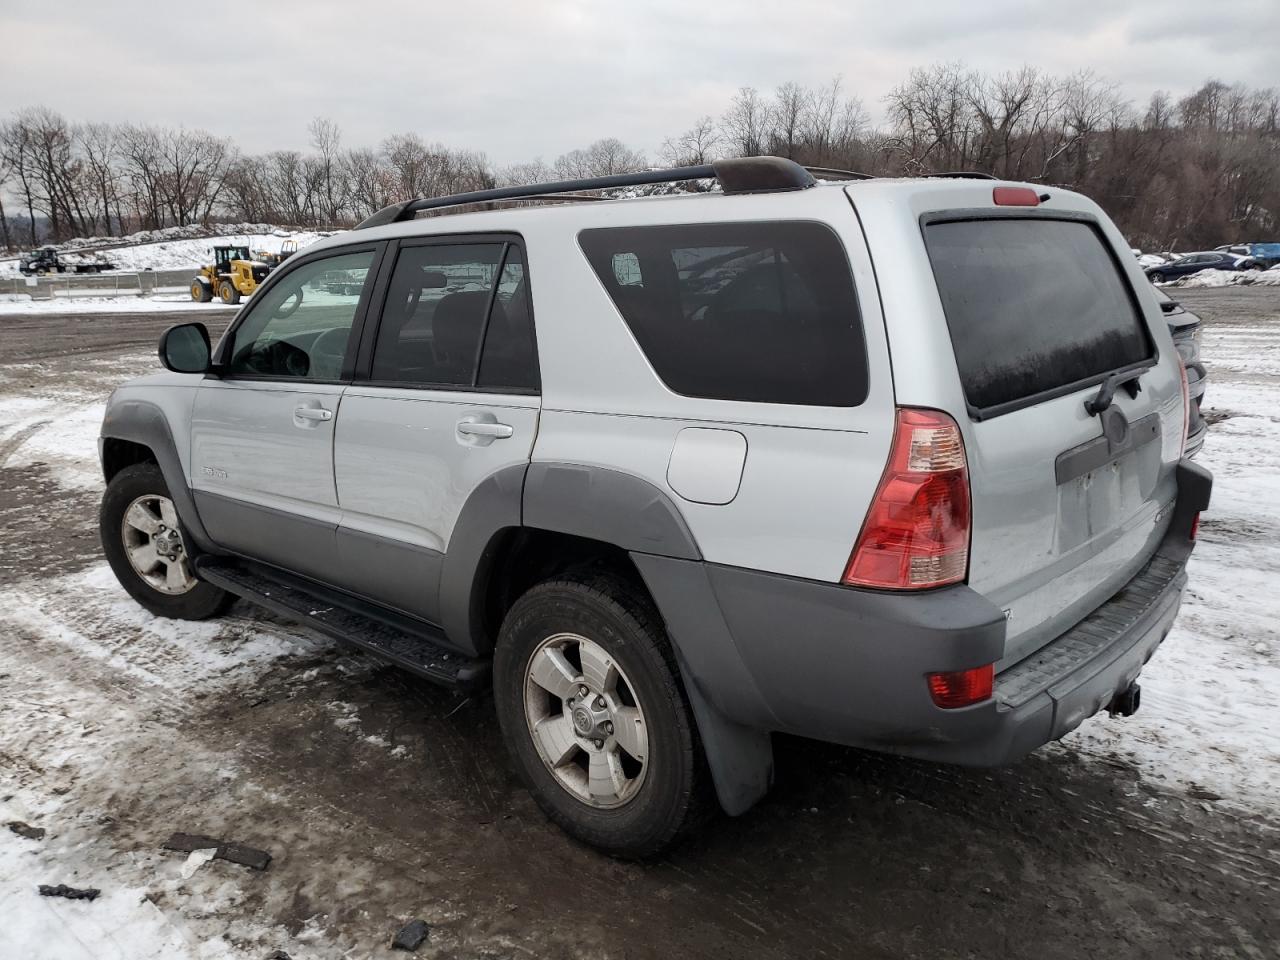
[354,156,817,229]
[803,165,874,181]
[922,171,997,180]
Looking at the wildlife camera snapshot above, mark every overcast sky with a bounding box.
[5,0,1278,165]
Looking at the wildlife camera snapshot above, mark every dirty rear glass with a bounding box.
[924,218,1153,413]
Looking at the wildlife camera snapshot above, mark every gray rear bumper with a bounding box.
[635,460,1212,771]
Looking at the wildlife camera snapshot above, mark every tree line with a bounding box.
[2,67,1277,252]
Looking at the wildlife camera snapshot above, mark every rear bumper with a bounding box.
[636,459,1212,767]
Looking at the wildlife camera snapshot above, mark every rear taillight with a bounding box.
[1190,512,1200,541]
[1178,362,1190,458]
[928,665,994,708]
[843,408,971,589]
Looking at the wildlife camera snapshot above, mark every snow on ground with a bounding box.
[2,300,1280,955]
[1161,267,1280,288]
[0,294,238,316]
[0,225,333,279]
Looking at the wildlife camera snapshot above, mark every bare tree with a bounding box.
[661,116,720,166]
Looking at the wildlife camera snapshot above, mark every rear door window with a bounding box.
[579,221,868,406]
[924,217,1153,414]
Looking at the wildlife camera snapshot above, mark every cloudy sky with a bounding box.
[5,0,1278,164]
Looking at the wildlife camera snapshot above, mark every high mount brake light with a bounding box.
[843,408,971,590]
[993,186,1040,206]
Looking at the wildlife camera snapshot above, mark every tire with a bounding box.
[191,279,212,303]
[99,462,232,620]
[493,575,712,858]
[1148,272,1165,284]
[219,280,241,305]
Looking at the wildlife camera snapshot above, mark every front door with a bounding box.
[190,246,380,583]
[333,239,541,622]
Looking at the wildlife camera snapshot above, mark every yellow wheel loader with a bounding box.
[191,245,270,305]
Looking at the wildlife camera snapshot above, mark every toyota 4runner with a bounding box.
[98,157,1212,857]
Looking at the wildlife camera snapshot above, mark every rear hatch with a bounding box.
[858,186,1184,667]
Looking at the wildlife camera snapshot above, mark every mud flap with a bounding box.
[673,650,774,816]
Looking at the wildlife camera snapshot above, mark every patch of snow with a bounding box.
[1,224,338,280]
[1163,268,1280,289]
[0,295,238,316]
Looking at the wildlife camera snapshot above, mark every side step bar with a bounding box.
[196,557,488,690]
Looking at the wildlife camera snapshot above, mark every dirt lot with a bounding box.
[1,294,1277,959]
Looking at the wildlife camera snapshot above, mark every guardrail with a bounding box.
[0,268,196,300]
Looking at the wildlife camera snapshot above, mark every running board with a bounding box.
[195,557,488,690]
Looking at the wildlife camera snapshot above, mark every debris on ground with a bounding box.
[391,919,430,951]
[38,884,100,901]
[163,832,272,871]
[179,846,219,879]
[7,821,46,840]
[265,951,292,959]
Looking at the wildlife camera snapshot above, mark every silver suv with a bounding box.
[98,158,1212,857]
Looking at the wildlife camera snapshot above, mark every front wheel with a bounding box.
[1148,271,1165,284]
[191,279,212,302]
[100,463,232,620]
[493,577,711,858]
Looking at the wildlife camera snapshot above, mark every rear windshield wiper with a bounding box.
[1084,371,1142,416]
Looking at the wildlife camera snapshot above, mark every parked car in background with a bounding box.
[1152,287,1208,457]
[1145,250,1260,283]
[1215,242,1280,268]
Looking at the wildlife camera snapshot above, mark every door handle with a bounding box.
[293,406,333,422]
[456,420,513,439]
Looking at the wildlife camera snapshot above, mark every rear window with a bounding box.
[924,217,1153,413]
[579,221,868,406]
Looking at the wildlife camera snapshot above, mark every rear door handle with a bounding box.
[456,420,513,439]
[293,406,333,421]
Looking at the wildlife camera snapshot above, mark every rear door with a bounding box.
[920,212,1182,665]
[191,245,380,584]
[332,237,540,623]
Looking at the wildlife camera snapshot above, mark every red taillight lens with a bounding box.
[928,665,994,708]
[1178,362,1190,458]
[992,186,1040,206]
[843,408,971,589]
[1190,512,1200,541]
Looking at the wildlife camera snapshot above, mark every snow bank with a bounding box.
[1163,268,1280,288]
[0,295,237,316]
[1,225,337,279]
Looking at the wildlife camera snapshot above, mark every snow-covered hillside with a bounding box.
[0,225,337,279]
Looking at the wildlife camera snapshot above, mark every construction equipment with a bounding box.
[19,246,116,275]
[190,245,270,304]
[253,238,299,269]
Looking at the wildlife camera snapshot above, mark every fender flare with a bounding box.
[100,398,217,555]
[442,461,773,815]
[440,462,704,656]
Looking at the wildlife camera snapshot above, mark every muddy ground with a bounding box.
[0,295,1277,959]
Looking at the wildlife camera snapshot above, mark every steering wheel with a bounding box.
[308,327,349,380]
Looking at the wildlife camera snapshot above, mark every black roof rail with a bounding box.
[922,171,997,180]
[354,156,817,229]
[803,165,874,181]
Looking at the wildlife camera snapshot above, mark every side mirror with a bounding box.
[158,322,211,374]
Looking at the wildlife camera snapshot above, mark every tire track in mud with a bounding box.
[0,419,51,467]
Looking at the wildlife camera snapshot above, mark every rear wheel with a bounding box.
[191,279,212,302]
[219,280,241,304]
[1148,271,1165,284]
[493,576,710,858]
[100,463,232,620]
